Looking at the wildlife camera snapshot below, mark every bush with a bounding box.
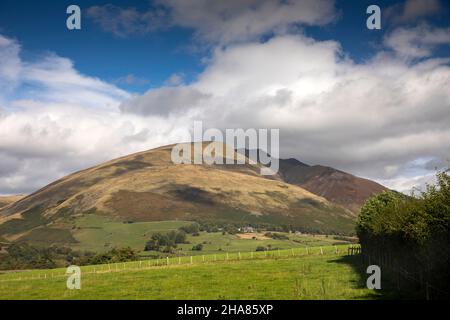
[88,247,138,265]
[264,232,289,240]
[179,223,200,234]
[356,170,450,298]
[144,231,188,252]
[192,244,203,251]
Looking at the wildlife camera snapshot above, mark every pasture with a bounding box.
[0,245,381,300]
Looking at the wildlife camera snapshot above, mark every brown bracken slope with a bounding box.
[278,158,388,213]
[0,195,24,209]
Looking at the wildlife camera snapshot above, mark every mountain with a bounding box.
[239,149,388,213]
[0,195,24,209]
[0,142,358,246]
[278,160,388,213]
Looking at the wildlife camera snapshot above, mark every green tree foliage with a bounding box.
[356,170,450,297]
[0,243,58,270]
[192,243,203,251]
[144,231,188,252]
[87,247,138,265]
[179,223,200,234]
[0,244,137,270]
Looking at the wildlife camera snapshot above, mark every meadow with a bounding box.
[0,245,382,300]
[71,215,350,255]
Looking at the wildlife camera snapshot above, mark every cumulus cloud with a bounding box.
[121,34,450,193]
[164,73,185,86]
[120,86,211,117]
[379,172,438,194]
[0,35,21,96]
[87,0,337,44]
[385,24,450,58]
[385,0,443,25]
[113,74,150,86]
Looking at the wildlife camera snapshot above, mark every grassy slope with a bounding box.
[72,217,192,252]
[67,215,348,254]
[170,232,344,256]
[0,246,382,300]
[0,195,24,209]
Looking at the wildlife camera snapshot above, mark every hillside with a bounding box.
[0,142,357,246]
[278,159,387,213]
[0,196,24,209]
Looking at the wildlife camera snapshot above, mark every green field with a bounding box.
[71,215,350,255]
[0,245,383,300]
[72,216,191,252]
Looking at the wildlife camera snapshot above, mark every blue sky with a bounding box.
[0,0,449,194]
[0,0,201,92]
[2,0,448,92]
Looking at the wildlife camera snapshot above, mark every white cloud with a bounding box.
[164,73,185,86]
[379,172,438,194]
[385,24,450,58]
[120,86,211,117]
[0,35,21,96]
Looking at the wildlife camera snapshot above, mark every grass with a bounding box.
[163,231,346,256]
[0,245,383,300]
[72,216,191,252]
[70,215,349,255]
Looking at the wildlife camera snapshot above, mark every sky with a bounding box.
[0,0,449,195]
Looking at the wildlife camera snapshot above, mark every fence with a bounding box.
[347,245,450,300]
[0,244,349,283]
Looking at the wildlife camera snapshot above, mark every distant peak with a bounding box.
[282,158,309,167]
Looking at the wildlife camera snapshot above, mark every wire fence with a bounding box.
[0,244,349,283]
